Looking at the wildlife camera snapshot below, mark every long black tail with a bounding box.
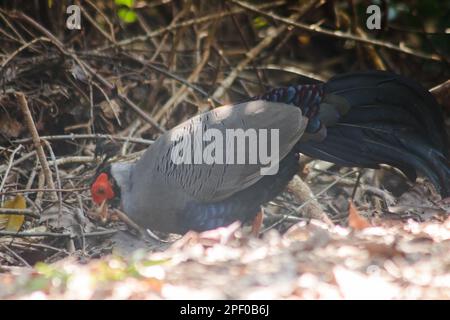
[297,71,450,197]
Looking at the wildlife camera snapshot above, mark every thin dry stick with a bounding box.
[154,32,214,124]
[257,64,327,82]
[0,208,39,219]
[43,140,63,218]
[430,79,450,95]
[0,229,117,238]
[0,37,51,71]
[9,241,68,254]
[212,12,301,100]
[430,79,450,110]
[229,0,440,62]
[12,11,165,134]
[135,12,169,65]
[150,3,191,62]
[31,156,96,169]
[79,2,115,43]
[0,10,27,44]
[35,169,45,207]
[148,6,190,107]
[125,52,221,104]
[25,164,37,190]
[265,170,359,231]
[16,93,56,200]
[92,81,122,126]
[0,145,22,194]
[338,9,386,70]
[0,151,36,174]
[13,133,153,145]
[0,187,87,196]
[112,208,144,236]
[121,120,141,156]
[1,244,31,268]
[96,1,287,51]
[51,156,94,166]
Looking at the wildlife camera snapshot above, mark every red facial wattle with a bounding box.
[91,173,115,204]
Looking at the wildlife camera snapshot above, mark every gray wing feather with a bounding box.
[136,100,307,202]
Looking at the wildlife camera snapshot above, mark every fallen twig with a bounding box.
[155,28,214,125]
[0,229,117,238]
[16,92,56,200]
[13,133,154,145]
[0,187,88,196]
[0,152,36,175]
[430,79,450,111]
[43,140,62,218]
[212,12,301,100]
[1,243,31,267]
[0,145,22,193]
[11,11,166,134]
[0,208,39,219]
[112,208,144,236]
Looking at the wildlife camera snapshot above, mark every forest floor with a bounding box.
[1,216,449,299]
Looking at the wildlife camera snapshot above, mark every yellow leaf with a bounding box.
[0,195,26,232]
[297,35,311,46]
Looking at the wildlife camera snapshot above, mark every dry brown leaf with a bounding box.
[99,99,122,120]
[362,242,403,258]
[0,116,23,138]
[0,195,26,232]
[348,200,370,230]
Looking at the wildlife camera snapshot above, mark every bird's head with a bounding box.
[91,171,115,205]
[90,140,124,206]
[90,159,121,207]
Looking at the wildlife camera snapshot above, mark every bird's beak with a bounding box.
[95,199,109,223]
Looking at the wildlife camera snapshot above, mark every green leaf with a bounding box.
[118,8,137,23]
[253,16,268,29]
[115,0,134,8]
[141,259,170,267]
[27,277,51,292]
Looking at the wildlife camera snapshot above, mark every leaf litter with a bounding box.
[0,216,448,299]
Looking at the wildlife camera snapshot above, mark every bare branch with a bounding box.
[229,0,441,62]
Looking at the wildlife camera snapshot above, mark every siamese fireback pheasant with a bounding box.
[91,71,450,234]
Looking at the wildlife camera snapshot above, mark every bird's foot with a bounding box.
[173,221,242,248]
[88,199,109,223]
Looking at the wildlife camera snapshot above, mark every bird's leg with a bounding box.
[198,221,242,245]
[251,207,264,236]
[111,208,145,238]
[90,199,109,223]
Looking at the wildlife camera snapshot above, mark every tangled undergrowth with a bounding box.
[0,0,449,299]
